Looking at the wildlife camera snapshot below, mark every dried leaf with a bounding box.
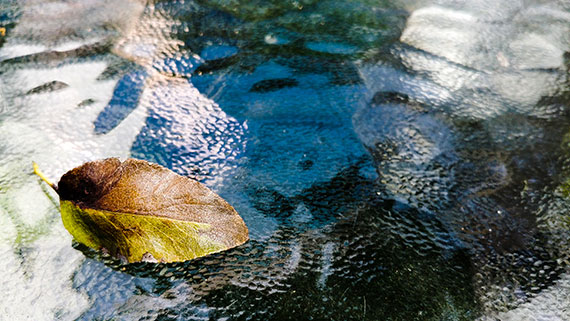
[35,158,248,263]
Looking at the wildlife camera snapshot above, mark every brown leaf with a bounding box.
[53,158,248,262]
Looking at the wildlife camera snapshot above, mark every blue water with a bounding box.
[0,0,569,320]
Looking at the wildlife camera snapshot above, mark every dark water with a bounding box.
[0,0,569,320]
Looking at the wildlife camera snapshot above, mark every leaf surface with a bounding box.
[54,158,248,263]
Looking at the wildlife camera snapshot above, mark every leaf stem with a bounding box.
[33,162,58,193]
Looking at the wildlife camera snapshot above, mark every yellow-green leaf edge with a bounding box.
[61,200,227,263]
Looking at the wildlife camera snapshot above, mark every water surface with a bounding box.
[0,0,569,320]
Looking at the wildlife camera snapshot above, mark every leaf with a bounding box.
[35,158,248,263]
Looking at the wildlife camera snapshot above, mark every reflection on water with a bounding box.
[0,0,569,320]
